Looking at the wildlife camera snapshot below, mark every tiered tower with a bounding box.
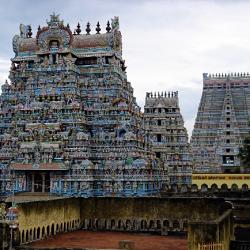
[0,14,167,197]
[144,91,192,186]
[191,73,250,173]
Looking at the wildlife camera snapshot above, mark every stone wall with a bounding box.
[188,209,233,250]
[80,197,226,220]
[79,197,228,234]
[18,198,81,244]
[1,197,233,249]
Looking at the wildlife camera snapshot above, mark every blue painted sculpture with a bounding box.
[0,14,168,197]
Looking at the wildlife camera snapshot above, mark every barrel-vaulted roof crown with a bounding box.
[12,14,122,57]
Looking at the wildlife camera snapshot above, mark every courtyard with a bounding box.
[29,230,188,250]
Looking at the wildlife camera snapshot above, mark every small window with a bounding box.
[75,57,97,65]
[226,112,230,115]
[156,152,161,158]
[226,124,230,128]
[157,134,161,142]
[226,118,230,121]
[158,120,161,126]
[158,108,161,113]
[52,54,57,64]
[226,106,230,110]
[226,148,230,153]
[49,40,59,49]
[226,131,230,135]
[226,139,230,143]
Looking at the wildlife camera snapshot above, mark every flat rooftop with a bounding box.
[4,192,64,203]
[29,230,187,250]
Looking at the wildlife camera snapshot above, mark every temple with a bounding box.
[0,14,168,197]
[191,73,250,173]
[144,91,192,186]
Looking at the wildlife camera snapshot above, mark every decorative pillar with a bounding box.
[41,173,45,193]
[31,173,35,192]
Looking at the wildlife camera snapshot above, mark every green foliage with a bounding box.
[239,134,250,167]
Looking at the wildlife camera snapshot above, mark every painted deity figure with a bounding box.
[53,181,58,191]
[80,182,88,191]
[63,181,68,192]
[0,203,6,220]
[24,154,29,164]
[111,16,119,30]
[19,24,29,38]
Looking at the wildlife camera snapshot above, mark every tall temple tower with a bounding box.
[144,91,192,186]
[0,14,167,197]
[191,73,250,173]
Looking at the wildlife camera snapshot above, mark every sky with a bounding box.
[1,0,250,138]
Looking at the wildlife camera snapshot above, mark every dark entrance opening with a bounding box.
[157,134,161,142]
[45,173,50,192]
[223,155,234,164]
[156,152,161,159]
[34,173,42,192]
[52,54,57,64]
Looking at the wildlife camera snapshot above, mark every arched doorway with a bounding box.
[111,219,115,230]
[51,224,55,235]
[37,227,40,239]
[26,230,29,242]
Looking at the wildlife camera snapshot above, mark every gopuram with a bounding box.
[0,14,169,197]
[144,92,192,185]
[191,73,250,173]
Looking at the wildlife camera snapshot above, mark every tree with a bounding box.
[239,134,250,167]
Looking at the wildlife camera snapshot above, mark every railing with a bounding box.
[198,242,224,250]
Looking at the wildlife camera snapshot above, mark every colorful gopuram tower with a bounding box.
[144,91,192,186]
[191,73,250,173]
[0,14,167,197]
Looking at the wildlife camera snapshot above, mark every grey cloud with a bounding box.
[1,0,250,137]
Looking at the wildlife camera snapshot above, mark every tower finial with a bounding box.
[86,22,91,35]
[106,21,111,33]
[96,21,101,34]
[76,22,81,35]
[27,25,32,38]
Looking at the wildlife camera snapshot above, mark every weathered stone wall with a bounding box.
[188,210,233,250]
[18,198,81,244]
[80,197,226,221]
[0,197,233,249]
[79,197,228,235]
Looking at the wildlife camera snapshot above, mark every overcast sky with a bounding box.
[1,0,250,138]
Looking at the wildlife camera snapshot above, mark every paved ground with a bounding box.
[29,230,188,250]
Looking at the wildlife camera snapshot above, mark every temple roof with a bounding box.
[72,33,112,49]
[12,14,122,57]
[145,97,179,108]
